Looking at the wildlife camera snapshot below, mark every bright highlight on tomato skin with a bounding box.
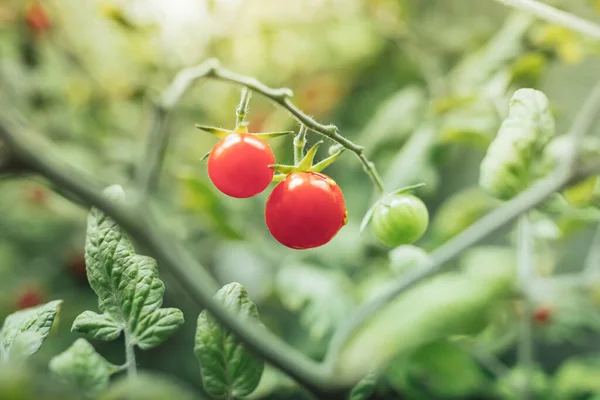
[265,172,347,250]
[207,133,275,198]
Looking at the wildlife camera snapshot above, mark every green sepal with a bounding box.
[200,152,210,162]
[269,164,297,175]
[269,141,342,178]
[360,183,426,233]
[196,125,293,140]
[195,125,233,139]
[297,141,323,171]
[252,131,295,139]
[272,174,287,183]
[309,148,345,173]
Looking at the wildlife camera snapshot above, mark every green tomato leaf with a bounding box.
[479,88,555,200]
[194,283,264,399]
[0,300,62,362]
[276,264,355,341]
[49,339,117,397]
[349,372,377,400]
[7,332,44,362]
[74,185,184,349]
[72,311,121,341]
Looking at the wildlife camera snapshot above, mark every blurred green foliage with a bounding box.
[2,0,600,398]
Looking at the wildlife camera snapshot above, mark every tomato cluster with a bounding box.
[201,125,348,250]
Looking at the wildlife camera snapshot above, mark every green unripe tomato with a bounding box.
[371,194,429,247]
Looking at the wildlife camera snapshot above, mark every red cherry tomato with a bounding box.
[207,133,275,198]
[265,172,347,249]
[533,306,552,325]
[25,2,52,36]
[16,288,44,310]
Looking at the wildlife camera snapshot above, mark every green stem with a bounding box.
[294,125,308,165]
[136,59,384,195]
[205,64,386,194]
[493,0,600,40]
[517,214,534,400]
[235,88,252,128]
[136,61,219,201]
[124,329,138,378]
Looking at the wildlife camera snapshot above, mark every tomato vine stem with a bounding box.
[294,125,308,165]
[516,214,534,400]
[136,58,386,195]
[493,0,600,40]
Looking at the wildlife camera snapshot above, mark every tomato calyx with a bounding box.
[360,183,426,233]
[269,140,345,182]
[196,123,294,161]
[196,123,294,140]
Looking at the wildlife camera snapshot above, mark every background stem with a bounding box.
[493,0,600,40]
[517,214,534,400]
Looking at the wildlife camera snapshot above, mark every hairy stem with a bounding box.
[294,125,308,165]
[124,329,138,378]
[493,0,600,40]
[236,88,252,128]
[136,59,384,194]
[517,214,534,400]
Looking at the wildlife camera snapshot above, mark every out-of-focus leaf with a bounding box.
[563,176,598,208]
[431,187,499,242]
[245,365,297,400]
[357,86,428,153]
[479,88,555,200]
[0,300,62,362]
[531,24,584,64]
[331,258,515,384]
[450,13,534,93]
[276,264,356,341]
[349,372,377,400]
[99,373,199,400]
[194,283,264,399]
[553,356,600,398]
[388,245,429,276]
[509,52,548,87]
[212,242,274,303]
[177,170,243,239]
[438,96,499,149]
[495,365,550,399]
[386,340,487,398]
[49,339,117,397]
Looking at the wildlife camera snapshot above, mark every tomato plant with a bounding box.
[2,1,600,400]
[207,133,275,198]
[265,172,347,249]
